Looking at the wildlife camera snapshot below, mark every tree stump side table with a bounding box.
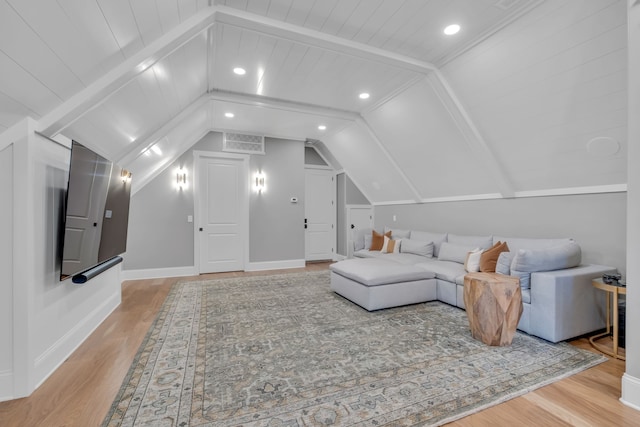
[463,272,523,346]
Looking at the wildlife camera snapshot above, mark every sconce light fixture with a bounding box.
[120,169,132,183]
[254,171,265,193]
[176,168,187,189]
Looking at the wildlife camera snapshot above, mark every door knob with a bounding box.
[351,224,355,229]
[199,227,203,231]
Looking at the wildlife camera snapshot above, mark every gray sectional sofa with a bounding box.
[330,227,616,343]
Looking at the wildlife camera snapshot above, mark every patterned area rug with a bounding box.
[102,271,605,426]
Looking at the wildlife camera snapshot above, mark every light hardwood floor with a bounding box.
[0,263,636,426]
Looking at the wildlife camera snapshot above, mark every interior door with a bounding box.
[198,156,247,273]
[305,168,334,261]
[61,145,111,277]
[347,206,373,257]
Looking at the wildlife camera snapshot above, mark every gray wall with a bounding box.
[125,132,305,269]
[375,192,627,274]
[250,138,305,262]
[346,175,369,205]
[125,149,195,269]
[304,146,327,166]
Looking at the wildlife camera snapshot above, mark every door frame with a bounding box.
[193,150,250,274]
[304,165,337,261]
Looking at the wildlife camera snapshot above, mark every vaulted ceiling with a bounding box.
[0,0,628,202]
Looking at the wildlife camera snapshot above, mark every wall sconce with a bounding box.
[176,168,187,189]
[120,169,132,183]
[254,171,266,193]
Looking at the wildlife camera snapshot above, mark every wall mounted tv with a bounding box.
[60,141,132,282]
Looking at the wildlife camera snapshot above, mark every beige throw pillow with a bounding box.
[381,235,401,253]
[464,248,483,272]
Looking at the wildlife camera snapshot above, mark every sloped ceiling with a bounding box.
[0,0,628,202]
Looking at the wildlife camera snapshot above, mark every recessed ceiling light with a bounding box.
[233,67,246,75]
[359,92,370,99]
[318,125,327,131]
[150,145,162,156]
[225,112,235,118]
[444,24,461,35]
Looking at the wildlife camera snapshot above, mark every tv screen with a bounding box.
[60,141,132,281]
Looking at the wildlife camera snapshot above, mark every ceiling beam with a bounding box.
[115,94,210,166]
[427,71,515,198]
[208,89,361,121]
[213,5,436,74]
[356,117,423,204]
[37,7,217,137]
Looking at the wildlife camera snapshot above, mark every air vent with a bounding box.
[223,132,265,155]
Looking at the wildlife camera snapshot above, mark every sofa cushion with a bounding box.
[448,233,493,250]
[370,230,391,251]
[354,228,376,251]
[384,227,411,239]
[512,241,582,272]
[438,242,477,264]
[480,241,509,272]
[383,253,433,265]
[354,249,385,259]
[410,231,448,257]
[330,259,435,286]
[401,239,434,258]
[415,259,466,283]
[496,252,514,275]
[510,269,531,290]
[493,236,574,254]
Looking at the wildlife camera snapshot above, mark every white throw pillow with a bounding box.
[464,249,483,272]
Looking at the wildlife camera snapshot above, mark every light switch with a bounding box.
[187,215,193,223]
[393,215,397,222]
[105,210,113,219]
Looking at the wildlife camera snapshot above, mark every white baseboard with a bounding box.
[33,290,121,392]
[121,266,197,281]
[246,259,306,272]
[0,370,13,402]
[621,373,640,410]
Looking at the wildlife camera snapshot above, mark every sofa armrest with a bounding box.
[529,264,617,343]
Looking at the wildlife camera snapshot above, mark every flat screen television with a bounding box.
[60,141,132,282]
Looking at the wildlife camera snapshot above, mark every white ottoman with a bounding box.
[330,258,437,311]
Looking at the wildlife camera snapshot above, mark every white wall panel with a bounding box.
[365,78,499,199]
[322,123,415,204]
[0,145,13,398]
[96,0,145,58]
[441,0,627,192]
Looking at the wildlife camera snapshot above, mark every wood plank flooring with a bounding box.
[0,263,636,426]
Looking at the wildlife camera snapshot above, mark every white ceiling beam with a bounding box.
[208,89,361,121]
[37,7,218,137]
[356,117,423,204]
[213,5,436,74]
[427,71,515,198]
[115,94,210,166]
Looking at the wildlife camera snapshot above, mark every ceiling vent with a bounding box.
[223,132,265,155]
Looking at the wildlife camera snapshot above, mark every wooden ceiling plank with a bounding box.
[37,7,217,137]
[214,5,436,73]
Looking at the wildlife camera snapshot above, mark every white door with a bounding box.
[346,206,373,257]
[305,168,334,261]
[61,145,111,277]
[197,156,247,273]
